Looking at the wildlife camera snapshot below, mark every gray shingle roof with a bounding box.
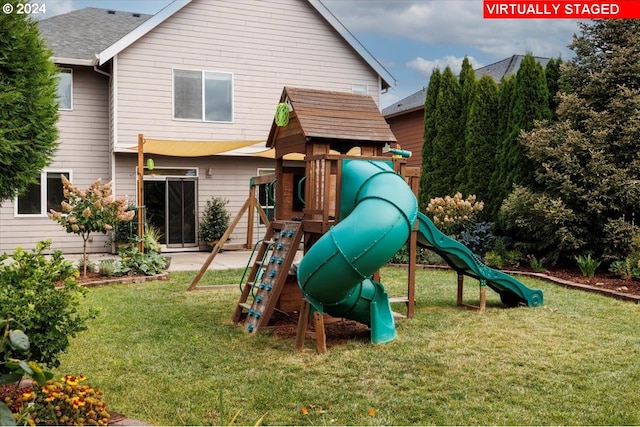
[38,7,152,63]
[384,55,551,117]
[382,87,426,118]
[475,54,550,82]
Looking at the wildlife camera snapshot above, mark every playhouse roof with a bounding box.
[266,87,396,155]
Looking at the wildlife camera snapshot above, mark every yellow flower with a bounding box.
[368,407,376,416]
[300,407,309,415]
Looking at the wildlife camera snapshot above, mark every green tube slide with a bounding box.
[296,159,418,344]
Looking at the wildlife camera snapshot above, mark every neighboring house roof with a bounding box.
[38,7,153,65]
[383,54,551,117]
[475,54,550,82]
[38,0,394,89]
[382,87,426,118]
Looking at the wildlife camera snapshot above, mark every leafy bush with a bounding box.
[0,319,54,426]
[458,222,497,258]
[199,197,230,244]
[601,219,640,263]
[425,193,484,237]
[609,258,639,281]
[527,254,547,273]
[117,245,167,276]
[0,241,92,369]
[483,238,521,269]
[389,245,444,265]
[498,185,584,264]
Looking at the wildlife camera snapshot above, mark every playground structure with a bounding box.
[206,87,544,351]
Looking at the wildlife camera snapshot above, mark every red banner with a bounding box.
[484,1,640,18]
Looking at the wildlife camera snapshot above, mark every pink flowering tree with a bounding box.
[48,176,135,276]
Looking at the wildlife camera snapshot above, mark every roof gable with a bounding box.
[39,0,394,89]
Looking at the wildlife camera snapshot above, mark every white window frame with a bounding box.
[172,68,234,123]
[14,170,72,217]
[57,69,73,110]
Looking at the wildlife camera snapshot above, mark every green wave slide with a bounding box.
[297,159,543,344]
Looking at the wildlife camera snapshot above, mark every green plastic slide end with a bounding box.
[369,281,397,344]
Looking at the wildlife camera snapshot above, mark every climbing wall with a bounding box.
[232,220,303,333]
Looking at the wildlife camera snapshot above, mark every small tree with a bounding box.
[199,197,230,244]
[48,176,135,276]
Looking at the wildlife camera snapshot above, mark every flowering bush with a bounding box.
[425,192,484,237]
[12,375,110,426]
[48,176,135,276]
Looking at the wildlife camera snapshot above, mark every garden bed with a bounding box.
[73,271,169,288]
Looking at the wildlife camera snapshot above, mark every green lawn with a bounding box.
[55,267,640,425]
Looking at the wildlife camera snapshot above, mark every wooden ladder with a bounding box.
[232,220,303,333]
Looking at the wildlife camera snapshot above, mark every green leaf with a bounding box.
[18,360,33,376]
[0,402,17,426]
[0,372,23,385]
[8,329,29,352]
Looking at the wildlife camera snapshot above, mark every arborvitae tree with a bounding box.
[424,67,462,200]
[504,19,640,263]
[488,74,516,218]
[545,57,562,118]
[419,69,441,209]
[455,57,476,187]
[0,1,59,202]
[504,54,551,189]
[461,75,499,211]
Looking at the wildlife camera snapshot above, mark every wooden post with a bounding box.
[457,273,464,307]
[294,299,311,352]
[479,280,487,312]
[137,133,145,254]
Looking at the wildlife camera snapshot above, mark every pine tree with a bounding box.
[0,1,59,201]
[419,69,441,209]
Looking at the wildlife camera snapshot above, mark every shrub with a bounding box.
[0,319,53,426]
[458,222,497,258]
[609,258,638,281]
[117,245,167,276]
[425,193,484,237]
[601,219,640,263]
[483,238,521,269]
[498,185,584,264]
[199,197,230,244]
[0,241,93,369]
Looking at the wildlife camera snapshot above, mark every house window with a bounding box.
[57,69,72,110]
[173,69,233,122]
[16,171,70,216]
[352,84,368,95]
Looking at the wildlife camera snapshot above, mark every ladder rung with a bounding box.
[238,302,252,310]
[389,297,409,303]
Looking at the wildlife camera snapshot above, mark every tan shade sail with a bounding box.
[128,139,264,157]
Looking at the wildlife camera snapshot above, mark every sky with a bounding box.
[42,0,583,108]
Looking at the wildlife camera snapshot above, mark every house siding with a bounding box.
[0,66,111,254]
[113,0,381,147]
[387,109,425,170]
